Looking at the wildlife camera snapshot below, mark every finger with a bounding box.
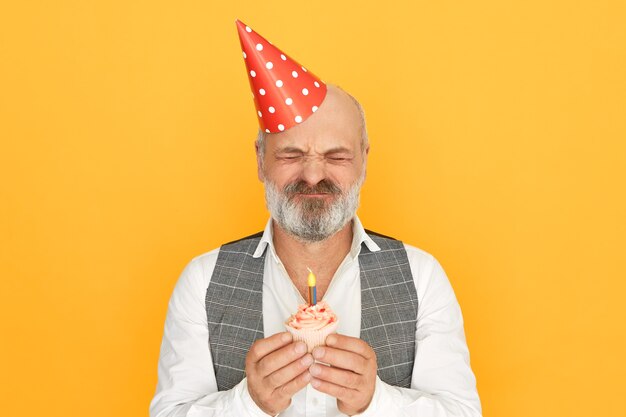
[311,377,358,402]
[266,353,314,389]
[309,363,361,390]
[258,341,308,377]
[312,346,368,375]
[247,332,293,364]
[326,334,374,360]
[278,367,313,398]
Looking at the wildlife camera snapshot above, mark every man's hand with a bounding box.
[245,332,314,416]
[309,334,377,416]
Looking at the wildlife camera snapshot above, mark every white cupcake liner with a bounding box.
[285,320,338,352]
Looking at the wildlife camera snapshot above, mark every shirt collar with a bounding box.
[252,215,381,260]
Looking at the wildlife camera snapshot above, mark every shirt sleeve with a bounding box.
[149,254,273,417]
[355,250,482,417]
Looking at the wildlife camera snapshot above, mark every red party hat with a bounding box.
[235,19,327,133]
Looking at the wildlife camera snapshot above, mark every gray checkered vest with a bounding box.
[205,230,418,391]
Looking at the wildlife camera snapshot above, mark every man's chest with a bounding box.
[206,234,418,391]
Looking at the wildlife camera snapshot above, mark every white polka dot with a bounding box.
[265,61,273,69]
[243,51,247,59]
[269,106,275,113]
[246,26,252,33]
[302,88,309,96]
[292,71,298,78]
[275,80,283,87]
[265,129,270,133]
[278,124,285,131]
[256,43,263,51]
[250,70,256,77]
[258,111,262,117]
[301,66,307,72]
[295,115,303,123]
[259,88,266,95]
[314,81,320,87]
[281,54,287,60]
[312,106,318,112]
[285,97,293,105]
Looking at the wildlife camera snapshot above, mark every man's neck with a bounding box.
[271,219,354,294]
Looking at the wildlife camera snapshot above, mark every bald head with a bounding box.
[255,84,368,160]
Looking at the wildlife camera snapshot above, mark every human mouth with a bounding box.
[296,193,332,197]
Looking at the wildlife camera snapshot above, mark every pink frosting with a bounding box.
[285,301,337,330]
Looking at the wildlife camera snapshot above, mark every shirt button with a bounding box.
[312,397,319,406]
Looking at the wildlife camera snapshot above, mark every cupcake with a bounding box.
[285,300,338,352]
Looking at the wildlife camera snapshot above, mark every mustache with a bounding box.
[283,179,342,196]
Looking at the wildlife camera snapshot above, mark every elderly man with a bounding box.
[150,21,481,417]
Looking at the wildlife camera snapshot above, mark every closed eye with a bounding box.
[277,154,304,161]
[326,153,352,162]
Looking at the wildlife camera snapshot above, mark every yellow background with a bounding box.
[1,1,625,416]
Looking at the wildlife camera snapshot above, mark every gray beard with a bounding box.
[264,174,364,243]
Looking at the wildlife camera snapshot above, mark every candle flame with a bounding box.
[307,267,316,286]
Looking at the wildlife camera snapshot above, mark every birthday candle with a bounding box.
[307,267,317,306]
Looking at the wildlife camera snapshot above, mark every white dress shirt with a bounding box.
[150,217,482,417]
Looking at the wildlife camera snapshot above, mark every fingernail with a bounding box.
[310,364,321,376]
[312,347,325,359]
[311,378,321,388]
[326,335,336,345]
[303,371,312,382]
[281,333,292,343]
[301,355,313,366]
[295,342,307,354]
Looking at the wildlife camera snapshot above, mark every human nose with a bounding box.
[300,156,327,187]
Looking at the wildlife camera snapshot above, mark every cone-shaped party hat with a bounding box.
[236,20,327,133]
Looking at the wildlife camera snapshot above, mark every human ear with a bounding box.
[255,142,265,182]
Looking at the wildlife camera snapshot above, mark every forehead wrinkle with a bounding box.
[281,132,358,153]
